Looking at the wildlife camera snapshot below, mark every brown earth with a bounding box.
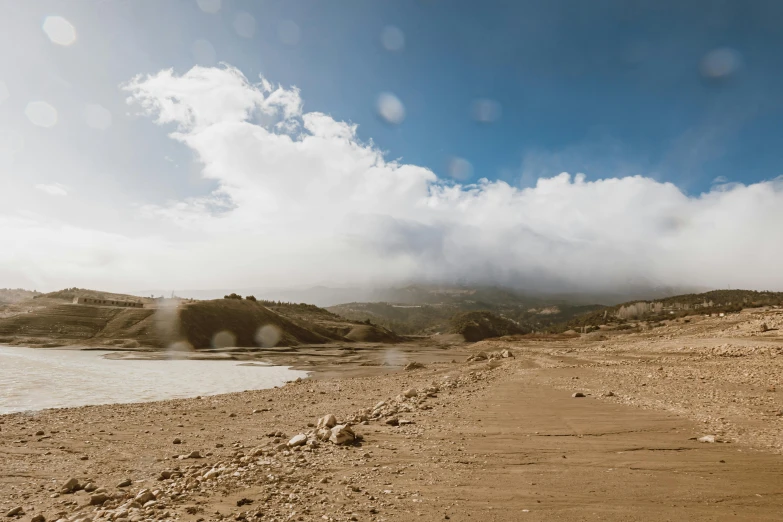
[0,296,398,349]
[2,307,783,521]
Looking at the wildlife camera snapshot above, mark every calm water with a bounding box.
[0,345,309,414]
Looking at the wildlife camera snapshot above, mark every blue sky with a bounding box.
[2,1,783,293]
[5,0,783,199]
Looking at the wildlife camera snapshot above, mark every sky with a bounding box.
[2,0,783,296]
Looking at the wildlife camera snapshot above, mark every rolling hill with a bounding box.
[0,289,398,348]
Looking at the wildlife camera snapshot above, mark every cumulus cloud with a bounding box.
[3,64,783,293]
[35,183,69,196]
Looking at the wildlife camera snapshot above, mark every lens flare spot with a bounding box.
[381,26,405,51]
[234,12,256,39]
[255,324,282,347]
[84,104,112,130]
[278,20,300,46]
[25,101,58,128]
[212,330,236,349]
[377,92,405,125]
[43,16,77,46]
[196,0,221,13]
[167,341,194,355]
[192,38,216,65]
[471,98,501,123]
[447,157,473,180]
[700,48,742,79]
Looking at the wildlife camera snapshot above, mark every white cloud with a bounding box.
[3,64,783,294]
[35,183,69,196]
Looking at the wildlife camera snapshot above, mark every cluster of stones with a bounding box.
[9,365,507,522]
[466,349,514,362]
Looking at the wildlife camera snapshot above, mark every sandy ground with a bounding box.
[2,308,783,521]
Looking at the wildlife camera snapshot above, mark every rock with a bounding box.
[501,349,513,358]
[172,438,181,444]
[399,419,414,425]
[288,434,307,447]
[385,418,400,427]
[61,477,80,493]
[83,483,97,492]
[35,430,45,436]
[186,450,202,459]
[467,352,488,362]
[572,392,586,398]
[5,507,23,517]
[117,479,132,488]
[329,424,356,445]
[203,468,220,480]
[134,489,155,505]
[486,360,503,369]
[404,362,425,371]
[760,322,769,332]
[90,493,110,506]
[602,391,615,397]
[317,414,337,429]
[403,388,418,398]
[315,428,332,441]
[698,435,717,443]
[30,515,45,522]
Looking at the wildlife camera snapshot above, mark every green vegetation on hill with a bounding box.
[328,291,603,336]
[562,289,783,331]
[449,311,530,341]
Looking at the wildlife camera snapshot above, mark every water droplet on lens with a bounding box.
[25,101,58,128]
[43,16,77,46]
[700,48,741,79]
[381,26,405,51]
[234,12,256,38]
[447,157,473,180]
[192,38,216,65]
[471,99,501,123]
[196,0,221,14]
[212,330,236,349]
[278,20,300,46]
[255,324,282,348]
[84,104,112,131]
[377,92,405,125]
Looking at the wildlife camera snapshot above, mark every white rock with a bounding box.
[288,434,307,447]
[317,414,337,429]
[329,424,356,445]
[403,388,418,398]
[134,489,155,505]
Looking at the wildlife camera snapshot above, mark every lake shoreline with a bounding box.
[3,333,783,521]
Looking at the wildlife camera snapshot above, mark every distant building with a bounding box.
[73,297,144,308]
